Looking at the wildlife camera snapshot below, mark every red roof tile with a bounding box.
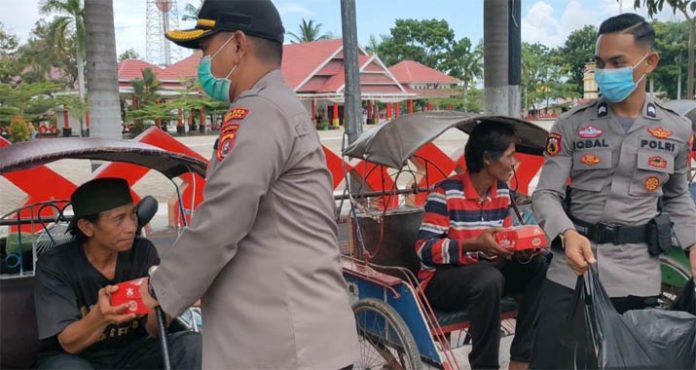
[117,59,162,81]
[281,39,343,89]
[389,60,461,84]
[162,51,201,80]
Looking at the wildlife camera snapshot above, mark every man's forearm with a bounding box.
[57,309,109,354]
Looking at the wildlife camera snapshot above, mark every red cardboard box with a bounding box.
[110,278,151,315]
[495,225,548,251]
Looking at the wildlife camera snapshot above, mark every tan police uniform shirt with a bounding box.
[532,96,696,297]
[151,70,359,369]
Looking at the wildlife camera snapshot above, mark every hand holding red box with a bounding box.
[495,225,548,251]
[110,278,152,316]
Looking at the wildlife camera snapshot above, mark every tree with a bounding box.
[556,25,598,96]
[366,34,381,55]
[451,38,483,109]
[652,20,690,99]
[0,22,18,52]
[181,0,203,21]
[118,48,140,62]
[84,0,121,138]
[288,19,331,43]
[128,67,161,133]
[630,0,696,99]
[39,0,86,103]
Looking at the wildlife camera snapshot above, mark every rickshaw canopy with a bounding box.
[343,111,549,169]
[0,138,208,178]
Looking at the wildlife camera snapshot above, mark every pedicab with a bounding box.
[0,137,207,369]
[339,110,695,369]
[338,111,549,369]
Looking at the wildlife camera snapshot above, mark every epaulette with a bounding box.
[559,100,596,120]
[653,100,685,118]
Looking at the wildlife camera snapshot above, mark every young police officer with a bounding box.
[139,1,359,369]
[531,14,696,368]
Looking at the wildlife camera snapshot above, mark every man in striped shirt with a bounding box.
[416,121,548,370]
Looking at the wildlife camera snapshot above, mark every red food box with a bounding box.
[110,278,151,315]
[495,225,548,251]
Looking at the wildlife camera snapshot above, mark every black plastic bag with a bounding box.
[671,278,696,314]
[572,267,696,369]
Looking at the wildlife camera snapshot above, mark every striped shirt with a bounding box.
[415,171,512,288]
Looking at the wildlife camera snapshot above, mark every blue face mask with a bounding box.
[595,53,649,103]
[198,37,237,102]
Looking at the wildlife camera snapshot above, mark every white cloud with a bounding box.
[276,2,314,17]
[599,0,687,21]
[0,0,42,43]
[522,1,599,47]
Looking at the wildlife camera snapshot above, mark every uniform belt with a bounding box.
[569,215,648,245]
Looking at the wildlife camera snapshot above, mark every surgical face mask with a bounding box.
[198,37,237,102]
[595,53,649,103]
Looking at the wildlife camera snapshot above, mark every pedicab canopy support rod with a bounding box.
[341,0,362,144]
[333,187,432,201]
[149,266,171,370]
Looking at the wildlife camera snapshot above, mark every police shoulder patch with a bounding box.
[216,123,240,161]
[545,132,562,156]
[224,107,250,122]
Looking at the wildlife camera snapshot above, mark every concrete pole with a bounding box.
[483,0,521,116]
[340,0,363,143]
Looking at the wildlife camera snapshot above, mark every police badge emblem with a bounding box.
[216,123,240,161]
[545,133,562,156]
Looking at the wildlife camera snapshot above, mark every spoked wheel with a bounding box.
[353,298,422,370]
[659,255,691,307]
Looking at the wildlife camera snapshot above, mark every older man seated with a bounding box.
[33,178,201,369]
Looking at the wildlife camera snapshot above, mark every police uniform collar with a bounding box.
[237,69,284,100]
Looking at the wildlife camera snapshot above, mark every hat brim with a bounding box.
[166,28,219,49]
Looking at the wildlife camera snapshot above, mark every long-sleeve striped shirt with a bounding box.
[415,171,512,288]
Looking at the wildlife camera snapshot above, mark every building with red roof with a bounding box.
[116,39,463,126]
[388,60,463,98]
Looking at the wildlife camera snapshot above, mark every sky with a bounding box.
[0,0,687,65]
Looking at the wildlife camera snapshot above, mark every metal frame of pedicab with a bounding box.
[0,137,209,369]
[338,110,696,369]
[337,111,550,369]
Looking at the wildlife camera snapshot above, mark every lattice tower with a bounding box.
[146,0,183,66]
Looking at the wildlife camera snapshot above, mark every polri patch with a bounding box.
[597,102,608,117]
[647,127,672,139]
[578,125,603,139]
[580,154,601,166]
[215,123,240,161]
[644,176,660,192]
[648,155,668,169]
[545,133,562,156]
[224,108,250,122]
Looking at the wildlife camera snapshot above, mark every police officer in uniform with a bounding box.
[139,1,359,368]
[530,14,696,368]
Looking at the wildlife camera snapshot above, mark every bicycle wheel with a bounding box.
[659,255,691,307]
[353,298,422,370]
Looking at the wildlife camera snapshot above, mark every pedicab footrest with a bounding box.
[433,297,519,329]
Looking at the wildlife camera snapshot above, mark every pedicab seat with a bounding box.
[352,206,520,331]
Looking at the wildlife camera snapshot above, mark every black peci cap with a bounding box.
[67,178,134,232]
[166,0,285,49]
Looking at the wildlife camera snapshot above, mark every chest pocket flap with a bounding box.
[636,149,674,174]
[573,150,612,170]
